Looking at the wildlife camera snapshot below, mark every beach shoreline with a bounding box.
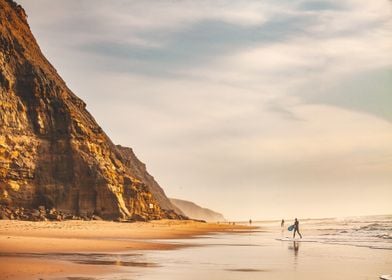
[0,219,254,280]
[1,218,391,280]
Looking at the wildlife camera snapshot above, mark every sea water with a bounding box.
[296,214,392,250]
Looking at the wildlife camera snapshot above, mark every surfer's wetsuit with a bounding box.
[293,219,302,239]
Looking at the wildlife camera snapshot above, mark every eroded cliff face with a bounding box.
[0,0,182,220]
[116,145,184,215]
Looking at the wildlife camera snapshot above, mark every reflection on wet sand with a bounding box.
[288,241,300,254]
[0,252,157,267]
[66,277,97,280]
[226,268,269,272]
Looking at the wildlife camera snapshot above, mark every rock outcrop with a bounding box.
[170,198,225,222]
[0,0,183,220]
[116,145,184,215]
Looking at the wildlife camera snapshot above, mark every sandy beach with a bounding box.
[0,220,252,280]
[1,217,392,279]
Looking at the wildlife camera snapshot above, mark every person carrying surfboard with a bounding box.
[293,218,302,239]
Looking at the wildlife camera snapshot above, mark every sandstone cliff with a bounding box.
[116,145,184,215]
[170,198,225,222]
[0,0,182,220]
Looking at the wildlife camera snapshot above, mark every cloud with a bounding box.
[298,0,345,11]
[77,13,317,78]
[303,67,392,122]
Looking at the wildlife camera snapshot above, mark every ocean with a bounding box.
[291,215,392,250]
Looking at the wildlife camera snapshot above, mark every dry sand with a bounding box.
[0,220,252,279]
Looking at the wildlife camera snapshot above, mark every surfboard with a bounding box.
[288,225,295,231]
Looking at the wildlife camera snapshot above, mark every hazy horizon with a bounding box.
[233,213,392,223]
[18,0,392,220]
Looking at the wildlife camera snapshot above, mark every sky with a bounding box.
[18,0,392,220]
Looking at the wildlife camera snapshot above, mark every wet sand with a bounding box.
[0,257,112,280]
[0,220,251,279]
[133,220,392,280]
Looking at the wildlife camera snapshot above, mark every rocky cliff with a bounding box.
[116,145,184,215]
[0,0,183,220]
[170,198,225,222]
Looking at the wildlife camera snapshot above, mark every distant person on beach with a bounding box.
[293,218,302,239]
[280,219,285,235]
[249,219,252,225]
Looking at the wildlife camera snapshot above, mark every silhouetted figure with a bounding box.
[249,219,252,225]
[281,219,285,227]
[293,218,302,239]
